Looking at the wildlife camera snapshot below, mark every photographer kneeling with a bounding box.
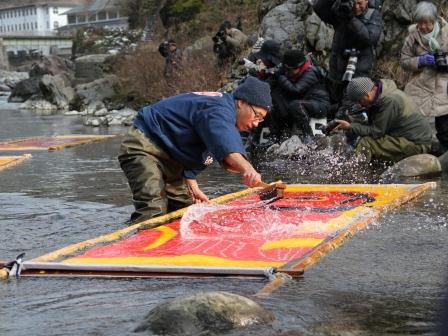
[400,1,448,155]
[334,77,432,163]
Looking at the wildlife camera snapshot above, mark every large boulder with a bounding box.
[74,75,118,111]
[8,77,41,102]
[74,54,111,83]
[259,0,310,42]
[134,291,274,335]
[29,55,74,79]
[381,154,442,178]
[40,74,75,111]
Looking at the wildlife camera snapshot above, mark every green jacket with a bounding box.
[349,79,432,145]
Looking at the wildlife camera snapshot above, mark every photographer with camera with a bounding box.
[400,1,448,155]
[158,40,183,79]
[275,49,331,138]
[213,21,248,66]
[313,0,382,117]
[333,77,432,163]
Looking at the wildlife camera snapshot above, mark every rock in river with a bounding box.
[381,154,442,178]
[134,291,275,335]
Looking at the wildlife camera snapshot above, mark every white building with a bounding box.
[59,0,128,32]
[0,1,85,36]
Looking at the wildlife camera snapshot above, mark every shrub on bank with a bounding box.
[113,44,224,107]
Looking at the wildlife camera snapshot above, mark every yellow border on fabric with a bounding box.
[256,182,434,296]
[0,135,118,151]
[32,183,434,267]
[0,154,32,171]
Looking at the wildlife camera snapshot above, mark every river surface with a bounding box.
[1,101,447,336]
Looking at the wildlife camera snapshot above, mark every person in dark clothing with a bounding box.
[118,76,271,223]
[276,49,331,137]
[313,0,383,115]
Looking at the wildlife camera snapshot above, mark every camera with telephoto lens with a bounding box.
[212,30,230,58]
[342,48,360,82]
[433,49,448,72]
[319,120,339,135]
[338,0,355,17]
[158,41,170,58]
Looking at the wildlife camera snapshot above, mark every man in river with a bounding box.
[118,76,272,224]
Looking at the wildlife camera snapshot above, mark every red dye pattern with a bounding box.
[75,191,377,264]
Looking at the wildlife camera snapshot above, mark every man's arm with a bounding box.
[348,99,400,138]
[346,10,382,49]
[222,152,262,187]
[313,0,338,26]
[400,33,421,72]
[277,68,319,97]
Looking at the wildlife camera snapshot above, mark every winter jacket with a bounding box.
[277,64,331,107]
[349,79,432,145]
[313,0,382,81]
[400,17,448,117]
[225,28,248,51]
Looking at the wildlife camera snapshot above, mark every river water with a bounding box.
[0,101,447,336]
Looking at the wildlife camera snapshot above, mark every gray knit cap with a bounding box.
[234,76,272,110]
[346,77,375,102]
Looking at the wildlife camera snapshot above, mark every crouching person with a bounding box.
[276,49,331,138]
[334,77,432,163]
[118,76,271,224]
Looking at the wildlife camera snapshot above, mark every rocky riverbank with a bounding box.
[4,54,137,128]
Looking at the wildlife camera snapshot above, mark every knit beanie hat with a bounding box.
[283,49,306,69]
[233,76,272,110]
[346,77,375,102]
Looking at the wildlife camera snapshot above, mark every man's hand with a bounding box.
[242,168,262,187]
[185,179,209,203]
[334,119,351,130]
[223,153,262,187]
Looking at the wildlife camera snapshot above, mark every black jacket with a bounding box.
[313,0,382,81]
[276,65,331,106]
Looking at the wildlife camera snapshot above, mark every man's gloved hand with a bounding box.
[418,53,436,67]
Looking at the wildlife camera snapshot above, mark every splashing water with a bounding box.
[180,201,327,239]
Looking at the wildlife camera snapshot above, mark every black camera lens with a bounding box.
[434,50,448,72]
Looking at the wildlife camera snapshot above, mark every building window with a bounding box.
[47,21,49,29]
[35,22,37,29]
[98,11,106,20]
[108,10,117,19]
[68,15,76,24]
[88,14,96,22]
[19,23,21,30]
[77,15,86,23]
[54,21,59,29]
[53,7,58,14]
[34,8,37,15]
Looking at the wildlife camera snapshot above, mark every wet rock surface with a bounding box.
[134,291,275,335]
[381,154,442,179]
